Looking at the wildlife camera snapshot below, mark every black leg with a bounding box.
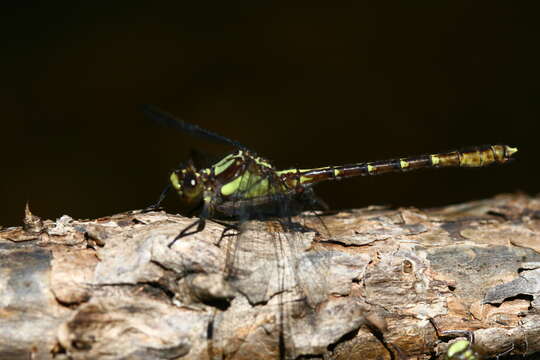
[214,220,239,246]
[168,218,207,248]
[143,183,172,212]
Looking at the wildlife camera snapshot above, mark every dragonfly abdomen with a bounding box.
[281,145,517,187]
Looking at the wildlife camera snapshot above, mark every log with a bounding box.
[1,194,539,360]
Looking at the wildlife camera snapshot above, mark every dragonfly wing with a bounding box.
[142,105,250,151]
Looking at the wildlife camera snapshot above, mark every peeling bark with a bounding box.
[1,194,540,360]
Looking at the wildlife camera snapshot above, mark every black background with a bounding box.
[2,3,539,227]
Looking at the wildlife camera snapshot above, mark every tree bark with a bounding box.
[1,194,539,360]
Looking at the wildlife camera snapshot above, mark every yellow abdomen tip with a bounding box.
[506,146,518,157]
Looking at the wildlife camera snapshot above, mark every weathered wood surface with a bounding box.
[1,194,540,360]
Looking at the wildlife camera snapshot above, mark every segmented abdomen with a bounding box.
[278,144,517,187]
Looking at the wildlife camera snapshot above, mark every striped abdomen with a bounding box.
[278,145,517,187]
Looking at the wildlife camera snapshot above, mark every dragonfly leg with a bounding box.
[208,219,238,244]
[168,200,213,248]
[143,183,172,212]
[168,218,206,248]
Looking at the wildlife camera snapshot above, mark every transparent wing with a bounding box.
[142,105,250,151]
[211,171,336,359]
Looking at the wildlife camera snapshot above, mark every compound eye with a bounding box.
[183,173,197,189]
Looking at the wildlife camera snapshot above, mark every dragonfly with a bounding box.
[143,106,518,359]
[144,106,517,247]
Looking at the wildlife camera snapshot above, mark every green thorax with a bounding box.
[214,151,282,199]
[169,150,290,206]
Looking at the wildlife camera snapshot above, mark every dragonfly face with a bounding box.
[169,160,205,207]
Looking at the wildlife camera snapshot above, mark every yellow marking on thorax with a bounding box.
[214,155,237,176]
[254,157,272,168]
[220,172,272,198]
[367,164,375,173]
[276,169,294,176]
[245,178,270,197]
[430,155,440,166]
[220,176,242,196]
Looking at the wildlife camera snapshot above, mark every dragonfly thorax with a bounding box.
[169,150,292,218]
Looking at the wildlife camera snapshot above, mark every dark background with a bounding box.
[2,3,538,227]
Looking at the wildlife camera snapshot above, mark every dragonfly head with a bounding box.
[170,160,204,204]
